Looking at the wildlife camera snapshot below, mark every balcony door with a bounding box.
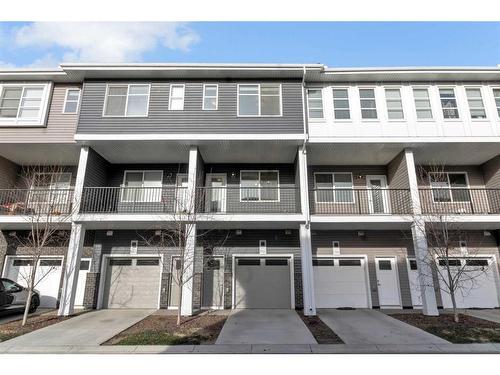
[366,175,390,214]
[175,174,189,212]
[205,174,227,213]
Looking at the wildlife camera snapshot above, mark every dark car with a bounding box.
[0,278,40,314]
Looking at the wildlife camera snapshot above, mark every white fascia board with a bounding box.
[308,136,500,144]
[61,63,324,70]
[310,215,413,224]
[74,133,306,141]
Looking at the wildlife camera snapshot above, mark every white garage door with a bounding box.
[438,257,500,309]
[3,257,63,308]
[314,257,370,308]
[234,257,292,309]
[102,257,161,309]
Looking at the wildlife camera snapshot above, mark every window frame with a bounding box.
[306,87,324,120]
[438,86,460,120]
[412,86,434,121]
[358,87,378,121]
[237,83,283,117]
[239,170,280,202]
[62,88,81,114]
[168,84,186,111]
[121,170,164,203]
[464,86,487,121]
[384,86,405,121]
[202,84,218,111]
[331,86,352,121]
[313,172,355,204]
[428,171,471,203]
[0,82,52,127]
[102,83,151,118]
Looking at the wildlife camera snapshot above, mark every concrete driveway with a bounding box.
[0,309,154,347]
[319,309,448,345]
[216,309,317,345]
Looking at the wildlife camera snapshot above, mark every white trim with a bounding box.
[358,86,379,121]
[331,86,352,121]
[375,256,403,309]
[201,255,225,310]
[492,87,500,121]
[74,133,305,141]
[74,257,92,307]
[168,83,185,111]
[61,88,81,114]
[464,85,488,121]
[384,86,405,121]
[237,83,283,117]
[96,254,163,310]
[405,257,423,308]
[102,83,151,118]
[231,253,295,309]
[411,86,435,122]
[202,84,218,111]
[239,170,280,202]
[438,86,461,121]
[306,87,324,120]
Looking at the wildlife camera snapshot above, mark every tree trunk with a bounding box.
[21,261,38,326]
[450,291,459,323]
[177,263,184,326]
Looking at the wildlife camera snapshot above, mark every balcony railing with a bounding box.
[419,188,500,215]
[310,188,413,215]
[0,188,74,215]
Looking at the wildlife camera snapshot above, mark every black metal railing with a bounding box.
[0,188,74,215]
[419,188,500,214]
[310,188,413,215]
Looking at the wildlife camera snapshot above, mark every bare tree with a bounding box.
[6,165,77,326]
[413,164,492,323]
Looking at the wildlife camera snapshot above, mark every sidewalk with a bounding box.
[1,343,500,354]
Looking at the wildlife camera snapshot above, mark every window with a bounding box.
[465,88,487,119]
[429,172,470,203]
[240,170,279,202]
[307,88,324,119]
[332,88,350,119]
[202,84,218,110]
[465,259,489,267]
[312,258,334,266]
[438,259,461,267]
[339,259,361,267]
[265,259,288,266]
[103,84,150,117]
[413,88,433,120]
[314,173,354,203]
[169,84,185,110]
[0,84,50,126]
[439,88,459,119]
[1,278,21,292]
[238,84,282,116]
[63,89,81,114]
[493,88,500,117]
[29,172,72,208]
[359,88,377,119]
[121,170,163,202]
[238,258,261,266]
[385,88,404,120]
[409,259,418,270]
[378,260,392,270]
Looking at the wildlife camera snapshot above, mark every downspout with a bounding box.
[301,65,310,227]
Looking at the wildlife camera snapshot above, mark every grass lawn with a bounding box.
[390,313,500,343]
[0,311,72,343]
[105,312,227,346]
[298,312,344,344]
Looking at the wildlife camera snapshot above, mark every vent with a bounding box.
[80,260,90,271]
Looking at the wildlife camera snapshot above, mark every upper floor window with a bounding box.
[332,88,350,120]
[359,88,377,119]
[0,83,50,126]
[169,84,185,111]
[314,172,354,203]
[307,88,324,119]
[238,84,282,116]
[63,89,81,114]
[385,88,404,120]
[240,170,279,201]
[439,88,459,119]
[465,88,486,119]
[413,88,433,120]
[493,88,500,117]
[429,172,470,203]
[202,84,218,110]
[103,84,150,117]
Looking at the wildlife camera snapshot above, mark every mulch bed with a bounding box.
[0,312,72,343]
[298,312,344,344]
[104,313,228,346]
[390,313,500,343]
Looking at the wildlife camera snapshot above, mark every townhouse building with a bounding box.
[1,64,500,317]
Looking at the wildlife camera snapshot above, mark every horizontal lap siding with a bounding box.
[84,149,110,187]
[387,151,410,189]
[77,81,304,134]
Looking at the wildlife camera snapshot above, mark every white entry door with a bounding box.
[74,258,91,307]
[375,257,401,308]
[406,258,423,308]
[175,174,189,212]
[205,174,227,213]
[367,175,390,214]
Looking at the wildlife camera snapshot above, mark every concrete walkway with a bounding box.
[216,309,317,345]
[318,309,448,345]
[463,309,500,324]
[0,309,154,347]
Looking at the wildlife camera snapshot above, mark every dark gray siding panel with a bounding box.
[77,81,304,134]
[387,151,410,189]
[84,149,109,187]
[0,156,19,189]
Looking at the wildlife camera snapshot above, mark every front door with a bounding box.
[367,175,389,214]
[205,174,227,213]
[202,256,224,309]
[375,257,401,308]
[169,257,182,308]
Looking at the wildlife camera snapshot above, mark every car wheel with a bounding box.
[29,295,39,313]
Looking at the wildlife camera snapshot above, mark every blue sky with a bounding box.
[1,22,499,68]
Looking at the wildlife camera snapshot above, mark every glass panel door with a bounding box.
[367,176,389,214]
[205,174,227,213]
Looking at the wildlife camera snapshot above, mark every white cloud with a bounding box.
[13,22,200,64]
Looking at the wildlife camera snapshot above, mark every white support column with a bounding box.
[72,146,89,215]
[298,147,316,316]
[181,223,196,316]
[58,223,86,316]
[405,149,439,316]
[186,146,199,212]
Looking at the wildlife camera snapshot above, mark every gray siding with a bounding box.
[83,149,109,187]
[0,156,19,189]
[77,81,304,134]
[0,83,80,144]
[482,155,500,189]
[387,151,410,189]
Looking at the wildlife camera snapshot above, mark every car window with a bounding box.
[1,279,20,292]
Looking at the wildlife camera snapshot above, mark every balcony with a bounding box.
[0,188,74,216]
[310,188,413,215]
[419,188,500,215]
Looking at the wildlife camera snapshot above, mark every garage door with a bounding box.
[3,257,63,308]
[102,257,160,309]
[438,257,500,309]
[234,257,292,309]
[313,257,370,308]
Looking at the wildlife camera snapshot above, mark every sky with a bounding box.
[0,22,499,68]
